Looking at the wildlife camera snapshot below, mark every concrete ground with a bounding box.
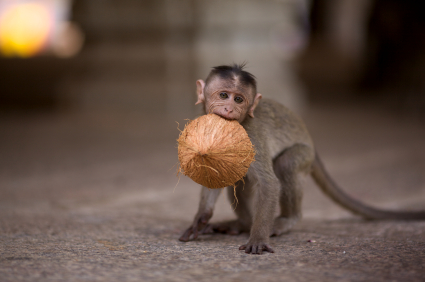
[1,102,425,282]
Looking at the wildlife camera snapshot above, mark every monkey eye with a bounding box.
[234,96,244,104]
[219,92,228,99]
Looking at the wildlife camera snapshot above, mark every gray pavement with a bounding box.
[1,102,425,281]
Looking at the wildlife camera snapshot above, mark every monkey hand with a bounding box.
[179,211,213,242]
[239,240,275,255]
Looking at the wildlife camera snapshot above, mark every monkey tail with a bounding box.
[311,153,425,220]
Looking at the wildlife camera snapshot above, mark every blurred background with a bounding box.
[1,0,425,116]
[1,0,425,220]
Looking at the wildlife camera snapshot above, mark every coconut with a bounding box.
[177,114,255,189]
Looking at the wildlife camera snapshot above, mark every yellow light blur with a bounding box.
[0,2,52,57]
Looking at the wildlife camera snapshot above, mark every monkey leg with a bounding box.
[272,144,315,236]
[212,180,253,235]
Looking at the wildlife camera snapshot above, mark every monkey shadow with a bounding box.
[191,232,250,243]
[321,217,365,224]
[291,216,422,237]
[309,217,423,225]
[179,217,369,242]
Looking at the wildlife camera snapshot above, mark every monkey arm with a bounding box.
[239,154,280,254]
[179,187,221,242]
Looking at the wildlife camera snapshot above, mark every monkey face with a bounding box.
[196,77,252,123]
[206,89,250,122]
[196,76,262,123]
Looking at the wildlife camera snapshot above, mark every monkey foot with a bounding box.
[179,224,214,242]
[212,220,247,235]
[271,216,299,236]
[179,210,214,242]
[239,242,275,255]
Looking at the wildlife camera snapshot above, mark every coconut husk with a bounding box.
[177,114,255,189]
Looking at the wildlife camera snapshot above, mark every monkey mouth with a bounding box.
[214,112,237,121]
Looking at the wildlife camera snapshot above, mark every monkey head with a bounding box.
[195,74,262,123]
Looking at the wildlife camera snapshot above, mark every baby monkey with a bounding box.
[179,64,425,254]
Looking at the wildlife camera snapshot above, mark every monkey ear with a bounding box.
[195,80,206,105]
[248,93,262,118]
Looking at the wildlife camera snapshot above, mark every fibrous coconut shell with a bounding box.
[177,114,255,189]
